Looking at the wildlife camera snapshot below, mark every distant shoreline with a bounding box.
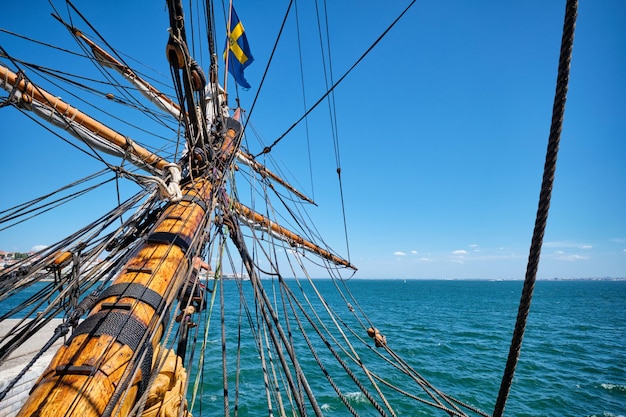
[311,277,626,281]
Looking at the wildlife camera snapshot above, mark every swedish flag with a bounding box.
[224,5,254,89]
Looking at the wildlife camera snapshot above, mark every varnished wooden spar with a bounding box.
[69,28,316,205]
[16,178,214,417]
[233,201,356,270]
[68,26,183,120]
[0,65,169,173]
[235,151,316,205]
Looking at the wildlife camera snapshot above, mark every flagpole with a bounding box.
[223,0,233,94]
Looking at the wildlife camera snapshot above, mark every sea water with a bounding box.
[3,279,624,416]
[378,279,625,417]
[192,279,625,416]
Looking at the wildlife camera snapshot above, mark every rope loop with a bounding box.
[129,163,182,202]
[164,163,183,202]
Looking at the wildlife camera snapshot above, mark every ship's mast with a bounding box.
[10,1,354,415]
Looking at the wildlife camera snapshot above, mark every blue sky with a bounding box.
[1,1,624,279]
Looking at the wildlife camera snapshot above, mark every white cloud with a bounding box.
[394,251,406,256]
[452,250,467,255]
[544,241,571,248]
[411,250,418,254]
[545,241,592,250]
[31,245,48,252]
[555,253,589,261]
[469,244,480,252]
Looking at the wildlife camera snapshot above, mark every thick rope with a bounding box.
[493,1,577,416]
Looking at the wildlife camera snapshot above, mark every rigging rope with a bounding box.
[254,0,417,157]
[219,249,231,417]
[0,321,71,403]
[282,280,387,416]
[226,216,325,415]
[1,1,566,415]
[311,0,353,264]
[493,1,578,416]
[0,59,181,201]
[293,0,315,200]
[0,171,115,231]
[238,0,293,138]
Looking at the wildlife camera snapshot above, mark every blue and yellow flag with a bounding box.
[224,5,254,89]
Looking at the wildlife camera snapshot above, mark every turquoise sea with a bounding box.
[2,279,624,416]
[192,279,625,417]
